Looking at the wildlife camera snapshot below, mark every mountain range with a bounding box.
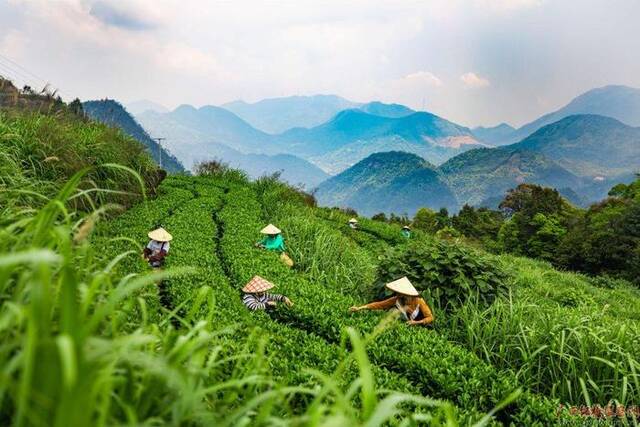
[320,113,640,215]
[278,109,483,174]
[222,95,359,134]
[473,85,640,145]
[136,101,481,175]
[97,84,640,216]
[82,100,184,173]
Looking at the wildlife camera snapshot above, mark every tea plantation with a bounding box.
[2,111,640,425]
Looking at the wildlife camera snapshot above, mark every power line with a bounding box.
[0,52,49,85]
[0,53,67,99]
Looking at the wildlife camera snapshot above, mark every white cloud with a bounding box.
[474,0,543,12]
[460,72,490,89]
[403,71,444,87]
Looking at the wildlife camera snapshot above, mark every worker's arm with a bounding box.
[351,296,398,312]
[409,299,434,325]
[242,294,266,311]
[267,293,293,306]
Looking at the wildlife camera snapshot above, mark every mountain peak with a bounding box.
[316,150,456,216]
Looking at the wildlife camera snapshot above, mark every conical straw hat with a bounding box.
[260,224,281,234]
[242,276,275,293]
[385,276,419,296]
[402,225,411,230]
[349,218,358,223]
[148,227,173,242]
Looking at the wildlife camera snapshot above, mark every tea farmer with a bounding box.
[349,277,434,326]
[242,275,293,311]
[256,224,285,252]
[348,218,359,229]
[401,225,411,238]
[143,227,172,268]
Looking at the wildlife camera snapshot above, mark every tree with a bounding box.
[68,98,84,117]
[452,204,503,244]
[499,183,567,218]
[371,212,387,222]
[435,208,451,229]
[526,213,567,261]
[497,183,576,259]
[413,208,439,233]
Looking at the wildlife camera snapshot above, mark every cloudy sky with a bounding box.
[1,0,639,127]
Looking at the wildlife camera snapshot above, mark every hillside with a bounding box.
[0,106,161,212]
[507,85,640,143]
[83,100,184,173]
[282,109,483,173]
[508,114,640,177]
[222,94,359,134]
[439,148,582,207]
[316,151,458,215]
[4,105,639,424]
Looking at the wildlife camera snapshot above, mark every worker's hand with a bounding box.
[284,297,293,307]
[267,301,276,307]
[349,306,361,312]
[406,320,418,326]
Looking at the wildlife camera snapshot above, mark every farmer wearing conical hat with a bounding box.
[349,277,433,326]
[401,225,411,238]
[241,276,293,311]
[256,224,285,252]
[143,227,172,268]
[348,218,359,229]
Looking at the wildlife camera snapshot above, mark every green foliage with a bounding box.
[557,194,640,283]
[0,109,160,211]
[451,205,503,250]
[377,239,508,309]
[412,207,439,233]
[497,184,574,261]
[444,254,640,406]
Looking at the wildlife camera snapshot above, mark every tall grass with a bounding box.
[0,165,471,425]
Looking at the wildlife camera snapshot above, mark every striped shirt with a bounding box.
[242,293,286,310]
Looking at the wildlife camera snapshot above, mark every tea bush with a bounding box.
[377,239,508,309]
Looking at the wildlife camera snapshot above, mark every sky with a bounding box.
[1,0,639,127]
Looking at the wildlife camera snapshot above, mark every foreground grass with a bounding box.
[0,171,471,426]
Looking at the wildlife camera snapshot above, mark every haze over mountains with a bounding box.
[88,84,640,216]
[473,85,640,146]
[136,98,482,178]
[222,95,359,134]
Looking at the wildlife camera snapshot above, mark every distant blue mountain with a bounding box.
[126,99,168,115]
[471,123,515,146]
[279,109,483,173]
[222,95,359,134]
[138,104,274,154]
[199,144,329,189]
[507,114,640,177]
[490,85,640,144]
[358,101,415,118]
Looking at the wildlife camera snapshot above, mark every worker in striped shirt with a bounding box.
[242,276,293,311]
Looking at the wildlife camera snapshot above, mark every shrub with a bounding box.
[376,239,508,309]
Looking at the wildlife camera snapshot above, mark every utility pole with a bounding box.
[153,137,166,168]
